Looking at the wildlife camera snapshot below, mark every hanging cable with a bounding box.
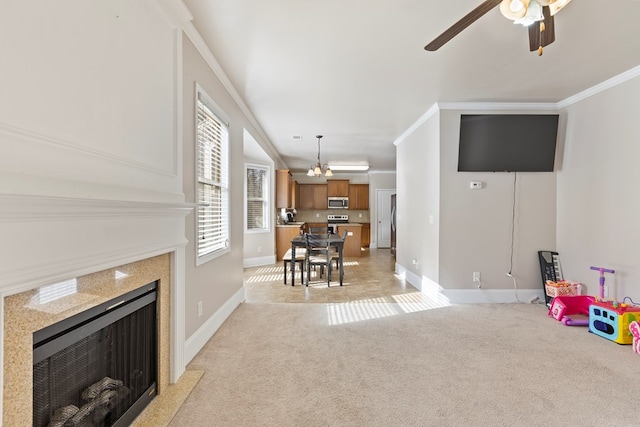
[507,172,522,303]
[508,172,517,275]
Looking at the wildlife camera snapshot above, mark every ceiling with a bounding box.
[183,0,640,175]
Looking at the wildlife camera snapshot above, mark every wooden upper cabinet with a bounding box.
[298,184,328,210]
[298,184,314,210]
[276,169,296,208]
[327,179,349,197]
[313,184,327,209]
[349,184,369,210]
[289,179,298,209]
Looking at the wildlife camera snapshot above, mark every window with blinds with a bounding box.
[246,165,269,231]
[196,87,229,262]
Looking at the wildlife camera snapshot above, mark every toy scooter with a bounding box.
[590,266,615,299]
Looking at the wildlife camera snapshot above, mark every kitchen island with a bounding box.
[275,223,304,260]
[336,223,362,257]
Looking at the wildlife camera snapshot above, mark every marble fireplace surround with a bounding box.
[3,254,172,426]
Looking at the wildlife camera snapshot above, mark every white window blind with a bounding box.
[196,88,229,260]
[246,165,268,231]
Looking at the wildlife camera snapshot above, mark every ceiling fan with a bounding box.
[424,0,572,55]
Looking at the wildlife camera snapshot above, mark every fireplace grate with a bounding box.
[33,282,157,427]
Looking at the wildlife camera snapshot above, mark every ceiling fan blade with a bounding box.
[528,5,555,51]
[425,0,502,51]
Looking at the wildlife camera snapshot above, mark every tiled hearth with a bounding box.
[3,254,172,426]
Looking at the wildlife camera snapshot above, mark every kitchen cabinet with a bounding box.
[348,184,369,210]
[298,184,327,210]
[313,184,327,209]
[276,225,303,260]
[327,180,349,197]
[290,179,298,209]
[336,224,362,257]
[276,170,295,208]
[361,223,370,248]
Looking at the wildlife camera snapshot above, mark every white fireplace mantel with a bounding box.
[0,193,193,425]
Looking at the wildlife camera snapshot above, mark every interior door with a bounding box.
[376,189,395,248]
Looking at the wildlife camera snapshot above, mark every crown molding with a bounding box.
[437,102,558,111]
[156,1,287,169]
[393,103,440,147]
[394,65,640,147]
[557,64,640,109]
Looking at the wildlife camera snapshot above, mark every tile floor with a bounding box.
[244,248,421,303]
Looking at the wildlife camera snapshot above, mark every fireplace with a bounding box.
[3,254,172,426]
[32,282,158,427]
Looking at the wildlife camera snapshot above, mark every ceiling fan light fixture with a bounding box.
[500,0,528,20]
[514,1,543,26]
[510,0,524,12]
[549,0,571,15]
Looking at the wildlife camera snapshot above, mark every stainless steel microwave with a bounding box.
[328,197,349,209]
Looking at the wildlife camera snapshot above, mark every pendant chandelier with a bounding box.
[307,135,333,177]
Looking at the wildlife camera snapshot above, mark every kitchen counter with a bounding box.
[276,222,305,228]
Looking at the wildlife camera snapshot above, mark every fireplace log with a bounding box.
[81,376,124,401]
[47,405,79,427]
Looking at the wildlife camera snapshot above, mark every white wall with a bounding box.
[0,1,188,304]
[0,1,192,420]
[180,33,281,351]
[439,109,557,293]
[557,75,640,299]
[181,37,246,343]
[243,130,277,267]
[0,1,182,202]
[395,106,558,303]
[395,111,440,294]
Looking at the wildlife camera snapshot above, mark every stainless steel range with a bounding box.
[327,214,348,234]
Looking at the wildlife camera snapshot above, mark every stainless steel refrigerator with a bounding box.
[390,194,396,257]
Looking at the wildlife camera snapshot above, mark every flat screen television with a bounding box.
[457,114,559,172]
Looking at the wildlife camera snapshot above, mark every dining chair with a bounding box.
[305,233,332,286]
[330,229,347,270]
[282,247,306,286]
[308,227,328,235]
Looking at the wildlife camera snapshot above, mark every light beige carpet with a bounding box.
[170,302,640,426]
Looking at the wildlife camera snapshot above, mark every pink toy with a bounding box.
[629,321,640,354]
[549,295,596,326]
[590,266,615,299]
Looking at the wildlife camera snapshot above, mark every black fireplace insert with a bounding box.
[32,281,158,427]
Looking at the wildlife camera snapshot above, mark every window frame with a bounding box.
[194,83,231,266]
[245,163,270,233]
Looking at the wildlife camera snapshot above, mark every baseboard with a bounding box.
[184,287,245,364]
[243,255,276,268]
[396,262,545,304]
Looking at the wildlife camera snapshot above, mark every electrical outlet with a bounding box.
[197,301,203,317]
[473,272,481,282]
[257,246,262,253]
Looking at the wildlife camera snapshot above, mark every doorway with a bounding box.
[376,189,395,248]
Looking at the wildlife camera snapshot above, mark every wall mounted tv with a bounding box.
[457,114,559,172]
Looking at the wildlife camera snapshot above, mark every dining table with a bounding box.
[290,233,345,286]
